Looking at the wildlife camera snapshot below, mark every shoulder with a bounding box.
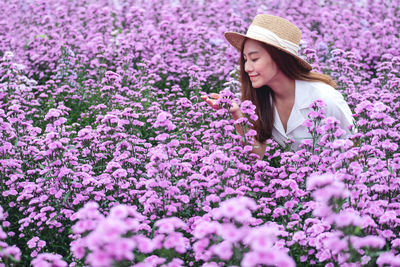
[296,80,354,132]
[296,80,337,96]
[296,80,345,107]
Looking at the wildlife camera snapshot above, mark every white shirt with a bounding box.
[272,80,354,150]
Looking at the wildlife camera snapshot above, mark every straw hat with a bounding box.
[225,14,312,71]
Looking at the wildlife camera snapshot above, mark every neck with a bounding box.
[269,73,295,102]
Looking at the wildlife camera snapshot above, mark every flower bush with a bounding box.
[1,0,400,266]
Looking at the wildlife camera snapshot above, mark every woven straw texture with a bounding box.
[224,14,312,70]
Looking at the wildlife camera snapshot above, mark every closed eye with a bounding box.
[243,58,259,62]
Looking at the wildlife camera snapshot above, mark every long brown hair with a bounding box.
[239,39,336,143]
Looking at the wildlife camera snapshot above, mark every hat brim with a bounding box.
[224,31,312,71]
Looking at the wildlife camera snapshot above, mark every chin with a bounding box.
[251,83,263,89]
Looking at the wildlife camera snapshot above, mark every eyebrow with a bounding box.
[243,51,259,57]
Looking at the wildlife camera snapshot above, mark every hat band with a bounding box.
[246,24,299,55]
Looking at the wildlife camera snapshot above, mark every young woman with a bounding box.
[202,14,353,159]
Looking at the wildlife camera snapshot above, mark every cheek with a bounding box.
[268,62,278,75]
[256,61,267,72]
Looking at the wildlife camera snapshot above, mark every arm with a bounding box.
[230,109,267,159]
[202,94,267,159]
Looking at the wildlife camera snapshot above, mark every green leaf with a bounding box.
[63,191,71,203]
[293,203,304,213]
[353,226,362,236]
[34,34,48,39]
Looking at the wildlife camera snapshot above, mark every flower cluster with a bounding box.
[0,206,21,265]
[1,0,399,266]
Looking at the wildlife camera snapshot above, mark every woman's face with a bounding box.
[243,39,279,88]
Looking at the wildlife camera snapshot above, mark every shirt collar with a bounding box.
[295,80,316,109]
[273,80,312,136]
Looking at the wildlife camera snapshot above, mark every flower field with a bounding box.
[1,0,400,266]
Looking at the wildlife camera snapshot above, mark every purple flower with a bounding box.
[306,173,334,190]
[86,250,113,267]
[155,217,187,234]
[243,224,278,252]
[44,108,62,121]
[217,223,245,243]
[135,235,154,253]
[242,249,295,267]
[193,220,218,239]
[333,211,363,227]
[211,240,233,260]
[212,197,257,224]
[376,252,400,266]
[31,253,67,267]
[163,232,189,254]
[351,235,386,249]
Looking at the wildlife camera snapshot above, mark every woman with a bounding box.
[202,14,353,158]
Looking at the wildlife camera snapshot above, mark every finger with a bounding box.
[206,98,216,106]
[201,95,221,110]
[207,99,220,110]
[210,93,220,99]
[201,96,212,105]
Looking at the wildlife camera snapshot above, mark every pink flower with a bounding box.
[86,250,113,267]
[31,253,67,267]
[0,228,7,239]
[376,252,400,266]
[70,239,86,259]
[334,211,363,227]
[323,235,348,254]
[72,219,95,234]
[193,238,209,255]
[104,239,136,261]
[202,263,219,267]
[37,240,46,249]
[292,231,306,242]
[361,255,371,265]
[243,224,278,252]
[212,197,256,224]
[217,223,245,243]
[27,236,39,248]
[71,202,103,221]
[193,220,218,239]
[306,174,334,190]
[109,205,129,219]
[112,168,127,179]
[164,258,184,267]
[242,249,295,267]
[1,245,21,261]
[44,108,62,121]
[302,119,313,128]
[135,235,154,253]
[392,239,400,248]
[142,255,166,266]
[379,210,397,224]
[351,235,386,249]
[163,232,188,253]
[212,240,233,260]
[95,218,128,239]
[155,217,187,234]
[153,111,176,130]
[316,249,332,262]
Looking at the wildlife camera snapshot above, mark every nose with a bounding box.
[244,60,253,73]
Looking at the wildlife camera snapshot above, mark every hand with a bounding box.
[201,93,240,114]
